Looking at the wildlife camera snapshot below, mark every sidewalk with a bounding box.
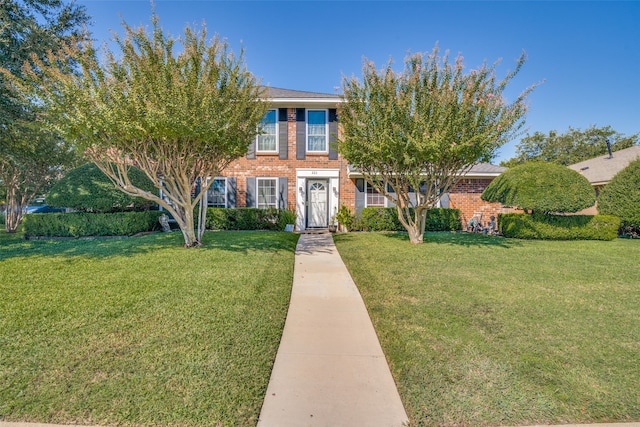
[256,232,409,427]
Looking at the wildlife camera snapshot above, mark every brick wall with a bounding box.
[449,178,514,228]
[224,108,349,210]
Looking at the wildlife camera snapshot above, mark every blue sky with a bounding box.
[77,0,639,163]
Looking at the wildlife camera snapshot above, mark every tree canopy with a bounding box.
[10,14,268,246]
[502,126,639,167]
[1,0,89,125]
[0,0,89,232]
[481,162,595,214]
[338,46,536,243]
[598,158,640,234]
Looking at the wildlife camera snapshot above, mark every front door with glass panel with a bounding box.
[307,179,328,228]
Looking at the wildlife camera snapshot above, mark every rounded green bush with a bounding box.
[482,162,595,213]
[47,163,157,212]
[598,157,640,232]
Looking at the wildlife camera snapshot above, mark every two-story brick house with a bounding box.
[208,87,507,231]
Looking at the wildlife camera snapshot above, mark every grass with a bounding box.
[0,230,299,427]
[333,232,640,427]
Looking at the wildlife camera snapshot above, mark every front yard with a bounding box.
[0,231,298,427]
[3,229,638,427]
[334,232,640,427]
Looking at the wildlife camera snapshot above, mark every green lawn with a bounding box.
[334,232,640,427]
[0,230,299,427]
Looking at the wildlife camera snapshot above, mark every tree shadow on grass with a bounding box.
[0,230,299,261]
[334,231,522,248]
[202,230,299,254]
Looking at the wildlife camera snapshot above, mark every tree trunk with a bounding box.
[179,204,202,248]
[5,205,24,233]
[396,205,427,244]
[406,224,424,244]
[4,186,25,233]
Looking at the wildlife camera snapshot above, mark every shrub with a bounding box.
[360,207,402,231]
[47,163,157,212]
[482,162,596,213]
[498,213,619,240]
[335,205,355,231]
[350,207,461,232]
[424,208,463,232]
[23,211,163,238]
[205,208,295,231]
[598,158,640,237]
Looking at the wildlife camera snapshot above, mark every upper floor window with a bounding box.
[257,110,277,152]
[257,178,278,209]
[307,110,328,152]
[207,178,227,208]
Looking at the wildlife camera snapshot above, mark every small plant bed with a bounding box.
[0,230,299,427]
[334,232,640,427]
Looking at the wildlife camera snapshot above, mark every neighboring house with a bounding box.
[568,145,640,195]
[210,87,510,231]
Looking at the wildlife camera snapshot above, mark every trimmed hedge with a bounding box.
[23,211,163,238]
[482,162,596,213]
[47,163,157,213]
[349,207,462,232]
[598,158,640,237]
[205,208,296,231]
[498,213,620,240]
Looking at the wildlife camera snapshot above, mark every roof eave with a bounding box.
[266,97,343,107]
[346,169,503,179]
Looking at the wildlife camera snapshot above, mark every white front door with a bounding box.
[307,179,328,228]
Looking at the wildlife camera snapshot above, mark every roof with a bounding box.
[347,162,506,179]
[264,87,341,107]
[568,145,640,186]
[467,163,507,176]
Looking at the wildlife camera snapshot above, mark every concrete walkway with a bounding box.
[256,232,409,427]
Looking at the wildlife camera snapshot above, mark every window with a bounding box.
[257,178,278,209]
[307,110,327,152]
[257,110,277,152]
[207,178,227,208]
[366,182,385,207]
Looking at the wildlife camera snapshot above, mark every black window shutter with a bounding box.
[245,177,256,208]
[296,108,306,160]
[354,179,365,214]
[328,108,338,160]
[278,108,288,160]
[278,177,288,210]
[227,177,236,208]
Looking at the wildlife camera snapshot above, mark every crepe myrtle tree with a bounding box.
[0,122,78,232]
[11,14,269,247]
[0,0,89,232]
[338,46,536,243]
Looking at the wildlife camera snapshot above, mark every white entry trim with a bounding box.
[296,169,340,231]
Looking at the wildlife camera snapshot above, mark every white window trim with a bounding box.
[256,177,278,209]
[364,181,386,208]
[306,109,329,153]
[207,177,228,208]
[256,109,278,153]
